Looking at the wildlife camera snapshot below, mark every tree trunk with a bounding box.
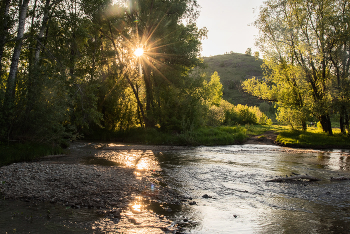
[125,74,149,127]
[0,0,11,76]
[340,113,345,134]
[3,0,30,115]
[26,0,52,116]
[345,109,350,135]
[302,121,307,131]
[319,114,333,135]
[340,106,347,134]
[143,65,155,128]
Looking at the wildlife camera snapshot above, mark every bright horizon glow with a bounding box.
[134,48,144,57]
[196,0,265,57]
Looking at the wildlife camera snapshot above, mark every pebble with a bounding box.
[202,194,212,198]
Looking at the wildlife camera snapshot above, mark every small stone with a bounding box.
[189,201,196,205]
[202,194,212,198]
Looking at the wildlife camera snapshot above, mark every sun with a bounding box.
[134,47,144,57]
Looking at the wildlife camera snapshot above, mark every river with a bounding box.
[1,143,350,233]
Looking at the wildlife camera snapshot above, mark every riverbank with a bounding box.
[2,125,350,167]
[0,142,191,233]
[245,125,350,150]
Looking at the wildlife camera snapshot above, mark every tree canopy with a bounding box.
[0,0,215,144]
[243,0,350,134]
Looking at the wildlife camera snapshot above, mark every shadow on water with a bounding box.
[1,142,350,233]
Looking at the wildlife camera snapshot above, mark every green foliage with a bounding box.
[223,102,272,126]
[0,0,207,146]
[98,126,248,146]
[251,0,350,135]
[203,71,223,106]
[206,105,225,126]
[254,51,260,60]
[276,130,350,148]
[276,106,308,130]
[156,79,207,132]
[245,48,252,56]
[259,102,270,114]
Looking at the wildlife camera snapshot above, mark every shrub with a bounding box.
[206,105,225,126]
[224,103,272,125]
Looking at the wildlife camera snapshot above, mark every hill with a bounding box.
[202,53,265,106]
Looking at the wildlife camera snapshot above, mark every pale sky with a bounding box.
[196,0,265,57]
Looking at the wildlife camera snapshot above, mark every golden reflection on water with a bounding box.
[131,196,144,213]
[91,195,175,234]
[95,149,161,173]
[90,147,171,232]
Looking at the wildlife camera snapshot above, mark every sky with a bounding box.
[196,0,265,57]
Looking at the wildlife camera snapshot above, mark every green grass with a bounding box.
[0,142,64,166]
[243,124,350,149]
[86,124,350,149]
[276,127,350,149]
[244,124,288,135]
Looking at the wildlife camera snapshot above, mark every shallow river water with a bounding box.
[1,143,350,233]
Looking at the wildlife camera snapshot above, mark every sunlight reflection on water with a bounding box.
[95,149,162,173]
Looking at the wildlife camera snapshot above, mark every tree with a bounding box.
[254,51,259,60]
[246,0,350,135]
[0,0,12,78]
[2,0,30,137]
[96,0,206,128]
[0,0,208,144]
[327,0,350,134]
[203,71,223,106]
[245,47,252,56]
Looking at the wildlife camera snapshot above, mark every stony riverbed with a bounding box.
[0,143,191,233]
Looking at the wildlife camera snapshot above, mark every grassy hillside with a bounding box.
[202,53,265,106]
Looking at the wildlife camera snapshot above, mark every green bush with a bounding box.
[223,103,272,125]
[206,105,225,126]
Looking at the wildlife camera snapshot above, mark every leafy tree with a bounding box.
[245,0,350,134]
[254,51,259,60]
[245,47,252,56]
[203,71,223,106]
[0,0,209,145]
